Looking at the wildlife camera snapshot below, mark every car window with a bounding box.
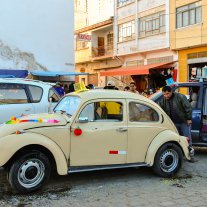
[79,101,123,122]
[54,96,81,116]
[0,83,28,104]
[175,86,199,108]
[49,88,60,103]
[129,102,159,122]
[28,85,43,103]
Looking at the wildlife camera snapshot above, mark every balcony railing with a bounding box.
[92,45,113,58]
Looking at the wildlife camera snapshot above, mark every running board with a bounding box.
[68,163,149,174]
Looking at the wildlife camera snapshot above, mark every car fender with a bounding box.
[145,130,190,166]
[0,132,68,175]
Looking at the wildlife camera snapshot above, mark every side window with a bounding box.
[129,102,159,122]
[0,83,28,104]
[79,101,123,122]
[175,86,199,108]
[49,88,60,103]
[28,85,43,103]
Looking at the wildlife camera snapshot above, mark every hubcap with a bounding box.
[160,149,179,173]
[18,159,45,188]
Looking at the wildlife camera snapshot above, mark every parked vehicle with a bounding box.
[0,78,60,124]
[0,89,190,193]
[151,81,207,147]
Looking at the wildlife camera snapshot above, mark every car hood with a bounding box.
[0,113,69,138]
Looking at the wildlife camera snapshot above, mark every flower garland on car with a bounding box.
[6,116,60,125]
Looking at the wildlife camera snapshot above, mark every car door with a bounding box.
[26,84,45,114]
[174,85,202,142]
[70,99,128,166]
[127,100,164,163]
[0,83,35,124]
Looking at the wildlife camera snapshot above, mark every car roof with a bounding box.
[68,89,159,106]
[0,78,54,87]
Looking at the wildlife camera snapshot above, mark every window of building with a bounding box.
[107,33,113,51]
[76,40,88,50]
[129,102,159,122]
[176,1,202,28]
[118,21,135,42]
[28,85,43,103]
[139,12,166,38]
[79,101,123,122]
[117,0,134,7]
[0,84,28,104]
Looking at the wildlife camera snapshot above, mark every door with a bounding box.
[0,83,35,124]
[127,100,163,163]
[98,37,105,56]
[175,85,202,142]
[70,99,127,166]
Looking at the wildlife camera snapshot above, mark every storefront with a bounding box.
[100,61,177,94]
[178,46,207,82]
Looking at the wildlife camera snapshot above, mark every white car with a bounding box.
[0,78,60,124]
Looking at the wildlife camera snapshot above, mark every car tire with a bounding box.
[8,151,51,193]
[152,143,183,178]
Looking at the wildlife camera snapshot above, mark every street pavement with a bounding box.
[0,148,207,207]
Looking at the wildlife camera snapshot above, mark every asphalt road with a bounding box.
[0,148,207,207]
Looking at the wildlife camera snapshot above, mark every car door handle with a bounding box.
[116,127,128,132]
[25,108,31,112]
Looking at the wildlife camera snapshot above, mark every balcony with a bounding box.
[92,45,113,59]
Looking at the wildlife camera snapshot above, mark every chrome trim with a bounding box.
[68,163,149,174]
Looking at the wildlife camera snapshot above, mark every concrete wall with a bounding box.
[0,0,74,72]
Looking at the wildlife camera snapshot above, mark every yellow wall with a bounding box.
[170,0,207,50]
[178,46,207,82]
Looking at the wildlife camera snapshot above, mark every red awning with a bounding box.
[100,61,175,76]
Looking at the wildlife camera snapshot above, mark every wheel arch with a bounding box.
[0,133,68,175]
[145,130,189,166]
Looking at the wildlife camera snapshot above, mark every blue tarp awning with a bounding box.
[31,71,89,77]
[0,69,28,78]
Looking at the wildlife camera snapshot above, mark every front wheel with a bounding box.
[8,152,51,193]
[152,143,183,178]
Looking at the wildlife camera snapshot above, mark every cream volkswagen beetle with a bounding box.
[0,89,190,193]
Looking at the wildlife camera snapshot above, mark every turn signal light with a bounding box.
[15,130,25,135]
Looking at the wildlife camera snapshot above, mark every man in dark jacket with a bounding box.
[159,86,196,162]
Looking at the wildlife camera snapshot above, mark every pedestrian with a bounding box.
[54,82,65,97]
[104,81,118,90]
[159,86,196,162]
[129,82,139,94]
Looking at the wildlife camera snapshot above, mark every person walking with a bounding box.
[159,86,196,162]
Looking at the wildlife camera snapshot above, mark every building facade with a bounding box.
[170,0,207,82]
[102,0,178,92]
[75,0,121,87]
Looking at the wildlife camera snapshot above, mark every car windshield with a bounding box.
[54,96,81,117]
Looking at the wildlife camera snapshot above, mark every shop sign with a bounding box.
[77,34,91,42]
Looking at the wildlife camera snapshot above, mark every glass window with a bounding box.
[129,102,159,122]
[176,1,201,28]
[139,11,166,38]
[28,85,43,103]
[118,21,135,42]
[117,0,134,7]
[54,96,81,116]
[48,88,60,103]
[0,83,28,105]
[79,101,123,122]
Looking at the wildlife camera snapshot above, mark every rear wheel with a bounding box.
[152,143,183,178]
[8,152,51,193]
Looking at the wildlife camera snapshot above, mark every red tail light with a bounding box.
[186,137,190,143]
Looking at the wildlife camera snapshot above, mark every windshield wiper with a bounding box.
[55,110,72,117]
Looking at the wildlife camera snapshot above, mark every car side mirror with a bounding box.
[78,117,89,123]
